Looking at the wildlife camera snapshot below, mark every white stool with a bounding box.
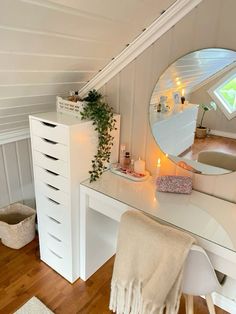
[182,245,221,314]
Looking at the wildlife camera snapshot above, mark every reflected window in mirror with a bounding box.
[149,48,236,175]
[208,68,236,120]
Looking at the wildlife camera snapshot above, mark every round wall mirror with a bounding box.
[149,48,236,175]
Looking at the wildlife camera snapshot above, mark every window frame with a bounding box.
[208,67,236,120]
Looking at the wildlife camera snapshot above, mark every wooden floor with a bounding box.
[0,238,228,314]
[181,135,236,161]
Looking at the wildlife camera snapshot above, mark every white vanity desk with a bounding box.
[80,171,236,285]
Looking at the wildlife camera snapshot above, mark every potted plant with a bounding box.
[80,90,116,182]
[195,101,217,139]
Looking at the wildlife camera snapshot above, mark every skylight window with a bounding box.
[208,68,236,120]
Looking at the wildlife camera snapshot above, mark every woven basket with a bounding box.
[0,203,36,249]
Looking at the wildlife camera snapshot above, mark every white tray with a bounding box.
[110,167,149,182]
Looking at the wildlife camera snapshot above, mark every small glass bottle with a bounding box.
[119,144,126,167]
[123,152,131,169]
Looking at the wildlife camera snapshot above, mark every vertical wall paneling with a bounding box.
[193,0,221,50]
[105,75,120,114]
[0,140,34,208]
[0,146,10,206]
[16,140,35,207]
[118,61,135,152]
[2,142,22,203]
[102,0,236,202]
[169,7,197,64]
[130,47,153,161]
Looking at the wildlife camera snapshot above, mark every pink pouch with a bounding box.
[156,175,192,194]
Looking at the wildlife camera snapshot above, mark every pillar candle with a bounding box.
[134,157,145,175]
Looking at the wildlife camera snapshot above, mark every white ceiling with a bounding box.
[150,48,236,105]
[0,0,176,132]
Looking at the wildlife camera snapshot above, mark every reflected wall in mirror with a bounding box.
[149,48,236,175]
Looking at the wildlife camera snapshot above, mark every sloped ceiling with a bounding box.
[0,0,176,133]
[150,48,236,105]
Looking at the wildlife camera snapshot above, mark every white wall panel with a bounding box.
[0,53,107,72]
[0,28,115,58]
[0,71,92,85]
[103,0,236,203]
[0,83,84,98]
[0,139,34,208]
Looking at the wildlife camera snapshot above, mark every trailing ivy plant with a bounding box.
[80,89,116,182]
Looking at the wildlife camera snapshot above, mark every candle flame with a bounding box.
[182,89,185,96]
[157,158,161,167]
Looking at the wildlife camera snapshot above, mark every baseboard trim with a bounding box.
[0,128,30,145]
[79,0,203,97]
[209,129,236,139]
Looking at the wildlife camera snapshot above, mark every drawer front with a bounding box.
[39,240,72,281]
[41,230,71,258]
[32,135,68,162]
[33,150,69,178]
[153,107,198,135]
[161,132,195,156]
[176,133,195,155]
[38,211,69,241]
[36,181,69,206]
[31,118,69,145]
[36,193,69,224]
[157,120,196,142]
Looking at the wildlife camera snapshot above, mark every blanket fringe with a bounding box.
[109,280,174,314]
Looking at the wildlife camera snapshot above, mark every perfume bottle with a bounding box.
[123,152,131,169]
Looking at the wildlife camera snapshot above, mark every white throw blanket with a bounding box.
[109,210,195,314]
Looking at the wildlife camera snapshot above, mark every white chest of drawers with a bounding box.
[29,112,120,282]
[151,104,198,156]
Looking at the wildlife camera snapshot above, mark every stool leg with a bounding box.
[184,294,194,314]
[205,294,216,314]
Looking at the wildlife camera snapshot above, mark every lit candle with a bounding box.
[181,89,185,97]
[156,158,161,178]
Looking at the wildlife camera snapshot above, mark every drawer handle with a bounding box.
[41,121,57,128]
[45,169,59,176]
[46,183,59,191]
[49,249,62,259]
[47,197,60,205]
[48,232,62,242]
[44,154,59,161]
[43,138,58,145]
[48,215,61,224]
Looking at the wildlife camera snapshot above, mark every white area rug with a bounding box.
[14,296,54,314]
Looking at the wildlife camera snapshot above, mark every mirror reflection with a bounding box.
[149,48,236,175]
